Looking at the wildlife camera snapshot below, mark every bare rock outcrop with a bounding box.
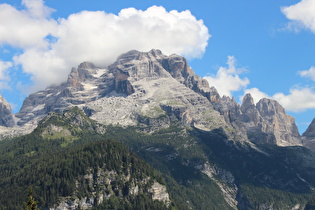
[0,94,14,127]
[9,49,302,146]
[13,49,233,139]
[212,93,301,146]
[302,118,315,151]
[255,98,300,145]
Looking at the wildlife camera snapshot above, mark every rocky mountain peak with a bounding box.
[303,118,315,138]
[110,49,169,80]
[6,49,305,147]
[216,93,301,146]
[301,118,315,152]
[243,97,300,145]
[256,98,285,117]
[241,94,254,109]
[0,94,15,127]
[67,62,100,88]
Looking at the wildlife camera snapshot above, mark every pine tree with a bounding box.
[24,187,39,210]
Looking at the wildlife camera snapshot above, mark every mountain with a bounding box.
[0,94,14,127]
[1,49,315,209]
[302,118,315,152]
[8,49,303,146]
[215,93,301,146]
[15,50,229,133]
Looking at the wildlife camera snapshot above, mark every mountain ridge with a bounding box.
[0,49,311,148]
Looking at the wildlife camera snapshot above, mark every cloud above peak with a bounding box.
[54,6,209,67]
[281,0,315,32]
[204,56,250,97]
[1,1,210,92]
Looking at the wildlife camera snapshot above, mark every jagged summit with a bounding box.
[241,93,255,109]
[0,94,14,127]
[245,96,300,146]
[303,118,315,138]
[302,118,315,151]
[215,92,301,146]
[0,49,306,146]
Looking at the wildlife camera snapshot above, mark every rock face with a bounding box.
[240,94,301,145]
[302,118,315,151]
[216,94,301,146]
[0,94,14,127]
[6,49,302,146]
[14,49,236,139]
[254,98,300,145]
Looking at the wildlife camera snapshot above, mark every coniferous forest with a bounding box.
[0,108,315,209]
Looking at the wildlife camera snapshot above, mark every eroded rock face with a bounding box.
[148,182,170,206]
[302,118,315,151]
[10,49,302,146]
[0,94,14,127]
[14,49,234,139]
[216,93,301,146]
[255,98,300,145]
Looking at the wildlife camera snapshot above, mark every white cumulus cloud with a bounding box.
[2,0,210,92]
[299,66,315,81]
[273,88,315,112]
[22,0,55,18]
[51,6,210,70]
[0,1,57,48]
[13,48,67,93]
[281,0,315,32]
[204,56,249,97]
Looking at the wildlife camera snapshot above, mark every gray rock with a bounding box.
[0,94,14,127]
[7,49,304,146]
[239,94,300,145]
[13,49,233,139]
[213,93,301,146]
[302,118,315,151]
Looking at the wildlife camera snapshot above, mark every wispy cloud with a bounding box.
[299,66,315,81]
[204,56,249,97]
[0,61,12,89]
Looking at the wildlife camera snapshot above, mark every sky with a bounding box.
[0,0,315,133]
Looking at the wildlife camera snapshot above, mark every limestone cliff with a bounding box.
[302,118,315,151]
[0,94,14,127]
[4,49,303,146]
[14,49,235,139]
[217,94,301,146]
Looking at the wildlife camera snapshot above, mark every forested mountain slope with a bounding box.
[1,107,315,209]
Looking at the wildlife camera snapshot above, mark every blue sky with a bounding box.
[1,0,315,133]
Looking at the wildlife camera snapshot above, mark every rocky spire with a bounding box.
[303,118,315,138]
[302,118,315,151]
[0,94,15,127]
